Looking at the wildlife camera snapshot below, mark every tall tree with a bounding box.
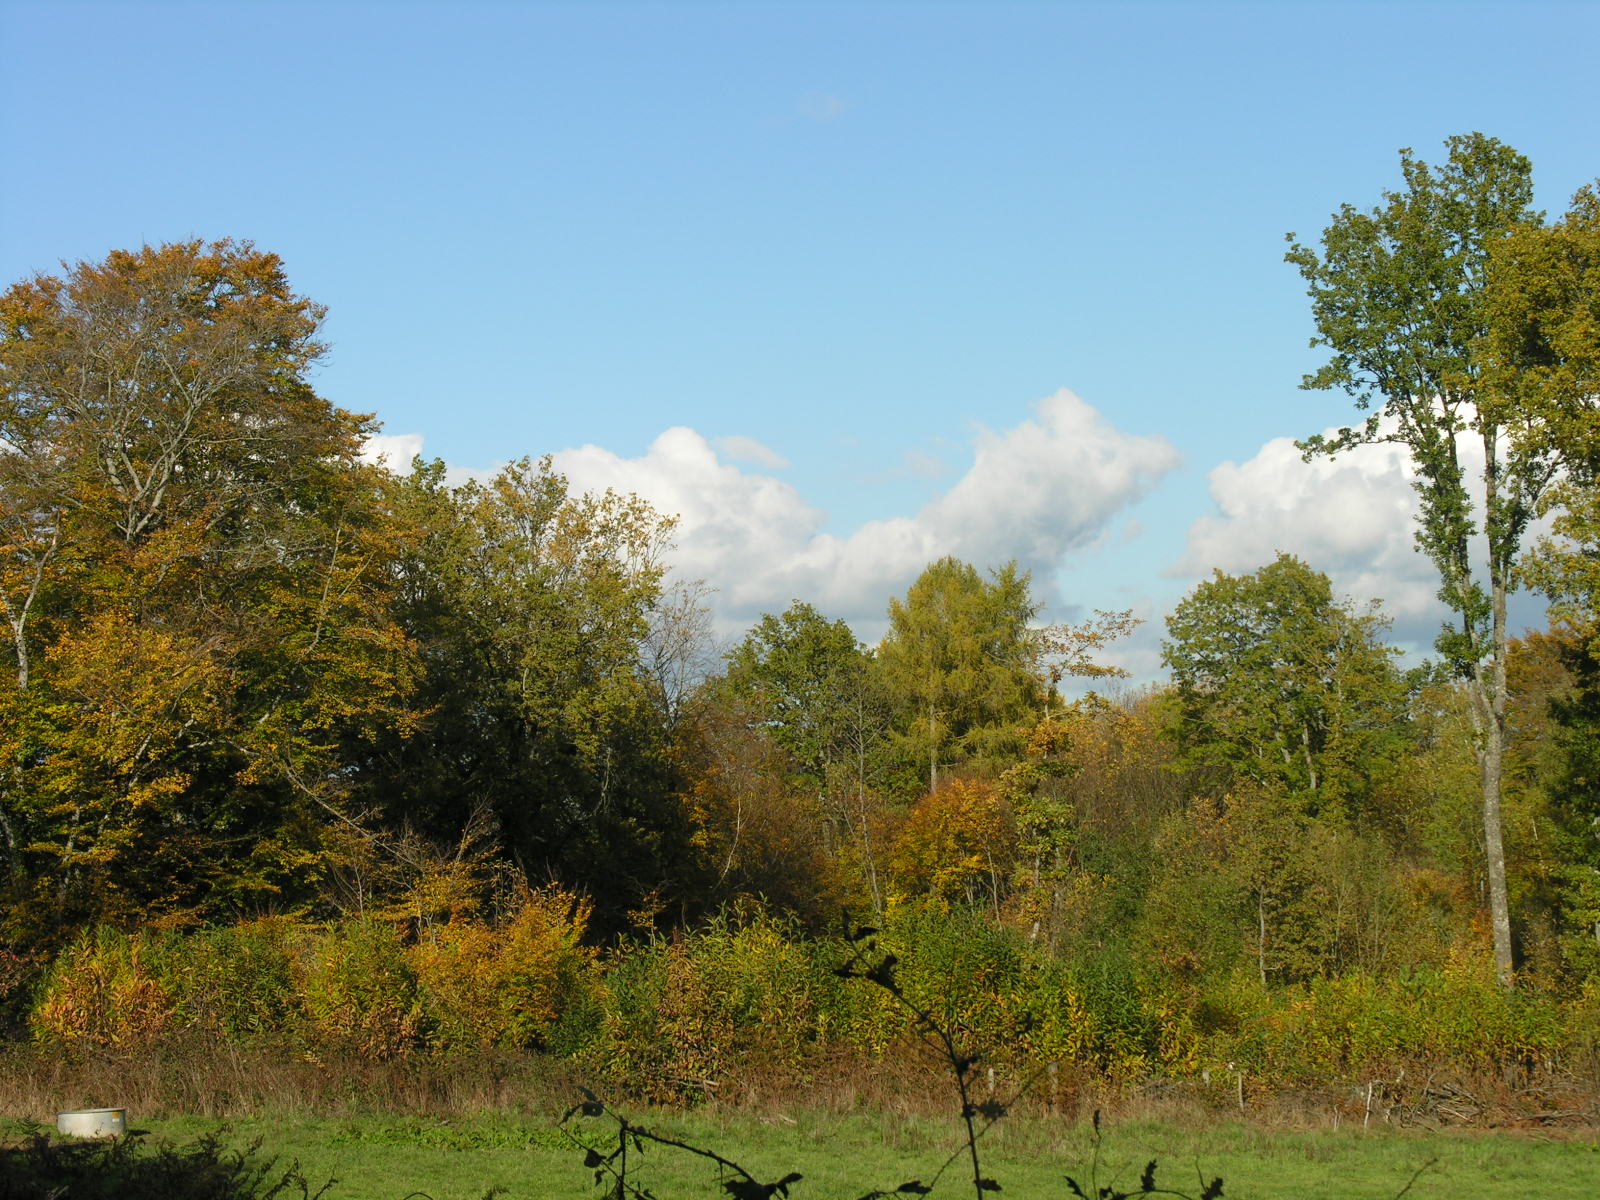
[876,558,1041,792]
[720,601,892,911]
[367,457,693,932]
[724,602,874,786]
[1487,183,1600,639]
[1479,184,1600,980]
[0,241,418,932]
[1162,553,1407,819]
[1286,134,1547,985]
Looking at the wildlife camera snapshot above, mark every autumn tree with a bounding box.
[719,601,893,911]
[0,241,418,934]
[890,776,1016,912]
[671,683,836,925]
[1488,183,1600,643]
[363,457,696,933]
[1286,134,1549,984]
[1000,691,1191,954]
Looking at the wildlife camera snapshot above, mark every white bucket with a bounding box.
[56,1108,127,1138]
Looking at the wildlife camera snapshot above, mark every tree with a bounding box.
[640,576,718,732]
[1286,134,1548,985]
[720,601,893,910]
[1162,553,1407,819]
[876,558,1041,792]
[724,601,872,784]
[671,685,836,924]
[365,457,694,933]
[0,241,419,932]
[890,776,1016,911]
[1488,183,1600,642]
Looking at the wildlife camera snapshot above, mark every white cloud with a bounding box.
[556,389,1179,640]
[1171,427,1551,653]
[365,390,1180,646]
[928,391,1182,595]
[358,432,425,469]
[712,434,789,469]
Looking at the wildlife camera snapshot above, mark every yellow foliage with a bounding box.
[890,777,1015,906]
[31,928,176,1049]
[407,885,596,1051]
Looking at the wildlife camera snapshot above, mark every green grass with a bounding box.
[117,1109,1600,1200]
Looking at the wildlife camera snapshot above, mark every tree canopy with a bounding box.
[876,557,1042,792]
[7,191,1600,1037]
[1163,553,1407,818]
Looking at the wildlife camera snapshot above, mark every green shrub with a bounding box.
[167,920,299,1039]
[589,904,833,1100]
[875,901,1027,1052]
[1208,963,1566,1080]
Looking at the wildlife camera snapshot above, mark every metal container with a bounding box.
[56,1108,127,1138]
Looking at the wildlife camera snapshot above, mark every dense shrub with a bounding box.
[168,920,300,1039]
[20,903,1593,1097]
[31,927,178,1049]
[32,920,424,1058]
[588,905,833,1100]
[407,886,599,1052]
[294,920,423,1059]
[1205,962,1566,1079]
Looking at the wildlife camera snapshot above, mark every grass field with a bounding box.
[84,1109,1593,1200]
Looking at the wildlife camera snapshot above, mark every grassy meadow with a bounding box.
[5,1108,1597,1200]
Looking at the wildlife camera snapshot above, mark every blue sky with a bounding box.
[5,0,1598,677]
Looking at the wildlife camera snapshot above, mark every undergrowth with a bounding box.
[561,919,1230,1199]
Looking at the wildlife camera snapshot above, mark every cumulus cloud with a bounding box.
[929,392,1182,587]
[552,389,1178,639]
[712,434,789,469]
[1172,427,1551,652]
[364,391,1177,644]
[358,432,425,469]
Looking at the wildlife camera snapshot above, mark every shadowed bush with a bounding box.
[0,1127,327,1200]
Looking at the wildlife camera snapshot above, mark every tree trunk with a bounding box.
[0,802,18,881]
[1479,712,1514,986]
[1478,561,1515,987]
[1462,518,1515,988]
[1256,890,1268,987]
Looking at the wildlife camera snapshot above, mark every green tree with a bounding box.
[1162,553,1407,819]
[1286,133,1548,984]
[366,457,693,933]
[725,602,872,784]
[1489,183,1600,641]
[876,557,1042,792]
[1479,183,1600,983]
[721,601,893,910]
